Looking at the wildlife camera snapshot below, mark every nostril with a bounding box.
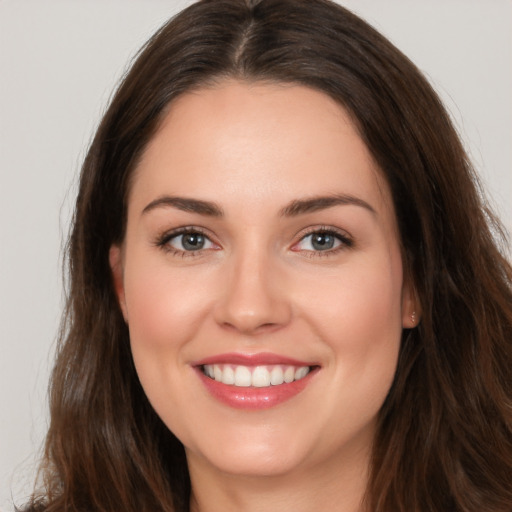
[220,320,282,335]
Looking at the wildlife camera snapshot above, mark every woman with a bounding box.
[23,0,512,511]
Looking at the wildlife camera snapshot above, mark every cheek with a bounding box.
[121,254,216,423]
[304,255,401,331]
[297,251,403,387]
[295,256,403,443]
[122,254,213,358]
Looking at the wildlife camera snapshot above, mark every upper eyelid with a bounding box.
[294,225,352,241]
[154,226,218,247]
[157,225,212,242]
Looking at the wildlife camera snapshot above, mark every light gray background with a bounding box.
[1,1,511,509]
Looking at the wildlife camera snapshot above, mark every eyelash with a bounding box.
[292,226,353,258]
[154,225,353,258]
[154,226,215,258]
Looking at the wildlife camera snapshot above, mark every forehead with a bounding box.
[130,80,394,220]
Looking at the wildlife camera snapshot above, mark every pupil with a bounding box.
[312,233,334,250]
[182,233,204,250]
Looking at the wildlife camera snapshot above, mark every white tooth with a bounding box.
[270,366,285,385]
[222,365,235,385]
[234,366,252,387]
[294,366,309,380]
[252,366,271,387]
[204,365,215,378]
[284,366,295,383]
[213,364,223,382]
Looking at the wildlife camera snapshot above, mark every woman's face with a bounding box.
[110,81,417,480]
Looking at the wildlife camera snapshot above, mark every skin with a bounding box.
[110,80,418,512]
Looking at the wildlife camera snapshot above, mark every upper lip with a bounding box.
[192,352,317,367]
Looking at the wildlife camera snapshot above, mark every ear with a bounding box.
[109,244,128,321]
[401,277,421,329]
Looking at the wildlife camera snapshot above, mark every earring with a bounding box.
[411,311,417,325]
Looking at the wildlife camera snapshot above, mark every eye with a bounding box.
[168,231,214,252]
[293,229,352,253]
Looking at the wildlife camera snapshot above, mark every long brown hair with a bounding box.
[23,1,512,510]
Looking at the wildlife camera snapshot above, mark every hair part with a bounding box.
[23,1,512,511]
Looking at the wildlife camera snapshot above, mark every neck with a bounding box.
[187,445,370,512]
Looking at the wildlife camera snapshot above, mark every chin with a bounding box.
[183,423,315,478]
[193,447,307,478]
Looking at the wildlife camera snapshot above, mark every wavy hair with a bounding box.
[24,0,512,510]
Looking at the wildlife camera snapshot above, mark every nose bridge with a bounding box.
[214,235,291,334]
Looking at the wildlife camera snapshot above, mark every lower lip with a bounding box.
[196,368,317,410]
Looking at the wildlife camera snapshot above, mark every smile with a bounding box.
[202,364,311,388]
[194,353,319,410]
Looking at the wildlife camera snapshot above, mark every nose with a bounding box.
[213,247,292,335]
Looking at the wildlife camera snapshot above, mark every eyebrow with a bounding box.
[141,193,376,218]
[280,194,376,217]
[142,196,224,217]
